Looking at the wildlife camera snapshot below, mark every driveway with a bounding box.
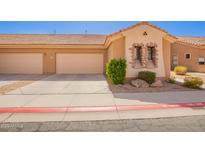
[6,74,111,95]
[1,74,205,123]
[0,74,114,107]
[0,74,118,122]
[0,74,45,87]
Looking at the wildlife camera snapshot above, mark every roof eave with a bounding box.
[175,41,204,49]
[163,34,177,43]
[0,44,106,49]
[108,21,173,37]
[104,33,124,48]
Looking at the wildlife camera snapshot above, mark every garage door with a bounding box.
[56,53,103,74]
[0,53,43,74]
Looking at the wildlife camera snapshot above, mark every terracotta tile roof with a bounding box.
[176,36,205,46]
[0,34,107,45]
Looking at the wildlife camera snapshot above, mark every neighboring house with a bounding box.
[0,21,204,78]
[171,37,205,72]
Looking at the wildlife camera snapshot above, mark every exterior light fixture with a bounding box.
[143,31,148,36]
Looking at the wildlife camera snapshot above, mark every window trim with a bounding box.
[172,55,178,66]
[135,46,142,61]
[147,46,155,61]
[130,42,158,69]
[184,53,191,60]
[198,57,205,65]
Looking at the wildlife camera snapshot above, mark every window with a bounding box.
[198,57,205,65]
[148,47,154,60]
[136,46,142,61]
[185,53,191,59]
[172,55,178,66]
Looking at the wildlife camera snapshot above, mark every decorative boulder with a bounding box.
[150,80,163,87]
[131,79,149,88]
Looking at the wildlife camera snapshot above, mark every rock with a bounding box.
[130,79,149,88]
[151,80,163,87]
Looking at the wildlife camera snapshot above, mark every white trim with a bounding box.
[172,55,178,66]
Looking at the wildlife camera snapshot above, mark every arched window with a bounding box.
[135,46,142,61]
[148,46,155,61]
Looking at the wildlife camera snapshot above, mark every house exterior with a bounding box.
[171,37,205,72]
[0,21,204,78]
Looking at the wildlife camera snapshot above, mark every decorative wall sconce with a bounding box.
[143,31,148,36]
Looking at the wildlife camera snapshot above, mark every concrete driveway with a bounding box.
[1,74,205,123]
[0,74,114,108]
[0,74,117,122]
[0,74,44,87]
[7,74,111,95]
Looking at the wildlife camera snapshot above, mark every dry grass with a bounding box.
[0,75,47,95]
[0,81,34,95]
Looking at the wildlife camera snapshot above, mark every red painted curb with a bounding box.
[0,102,205,113]
[117,102,205,111]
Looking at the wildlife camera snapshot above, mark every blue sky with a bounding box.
[0,21,204,36]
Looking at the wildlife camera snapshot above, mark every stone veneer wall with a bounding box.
[129,42,158,69]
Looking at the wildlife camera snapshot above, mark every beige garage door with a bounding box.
[0,53,43,74]
[56,53,103,74]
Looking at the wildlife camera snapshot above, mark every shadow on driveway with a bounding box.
[113,91,205,104]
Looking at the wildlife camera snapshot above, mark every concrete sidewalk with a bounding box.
[1,74,205,123]
[1,91,205,123]
[1,91,205,108]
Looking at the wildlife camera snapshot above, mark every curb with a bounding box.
[0,102,205,113]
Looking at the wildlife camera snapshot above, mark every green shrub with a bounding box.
[106,58,127,84]
[138,71,156,84]
[183,76,203,89]
[174,66,188,75]
[166,77,176,84]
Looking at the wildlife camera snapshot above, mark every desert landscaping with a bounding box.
[106,59,205,93]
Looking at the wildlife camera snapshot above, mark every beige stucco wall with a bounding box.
[122,25,167,78]
[162,38,171,77]
[0,47,106,74]
[0,26,173,76]
[171,43,205,72]
[107,37,125,62]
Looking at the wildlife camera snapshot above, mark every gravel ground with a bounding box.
[0,115,205,132]
[109,80,197,93]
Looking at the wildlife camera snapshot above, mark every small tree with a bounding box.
[106,58,127,84]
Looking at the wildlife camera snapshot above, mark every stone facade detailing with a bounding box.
[130,42,158,69]
[129,43,144,69]
[146,42,158,68]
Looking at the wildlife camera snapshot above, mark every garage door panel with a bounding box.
[56,53,103,74]
[0,53,43,74]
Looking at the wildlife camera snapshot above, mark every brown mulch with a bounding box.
[108,80,202,93]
